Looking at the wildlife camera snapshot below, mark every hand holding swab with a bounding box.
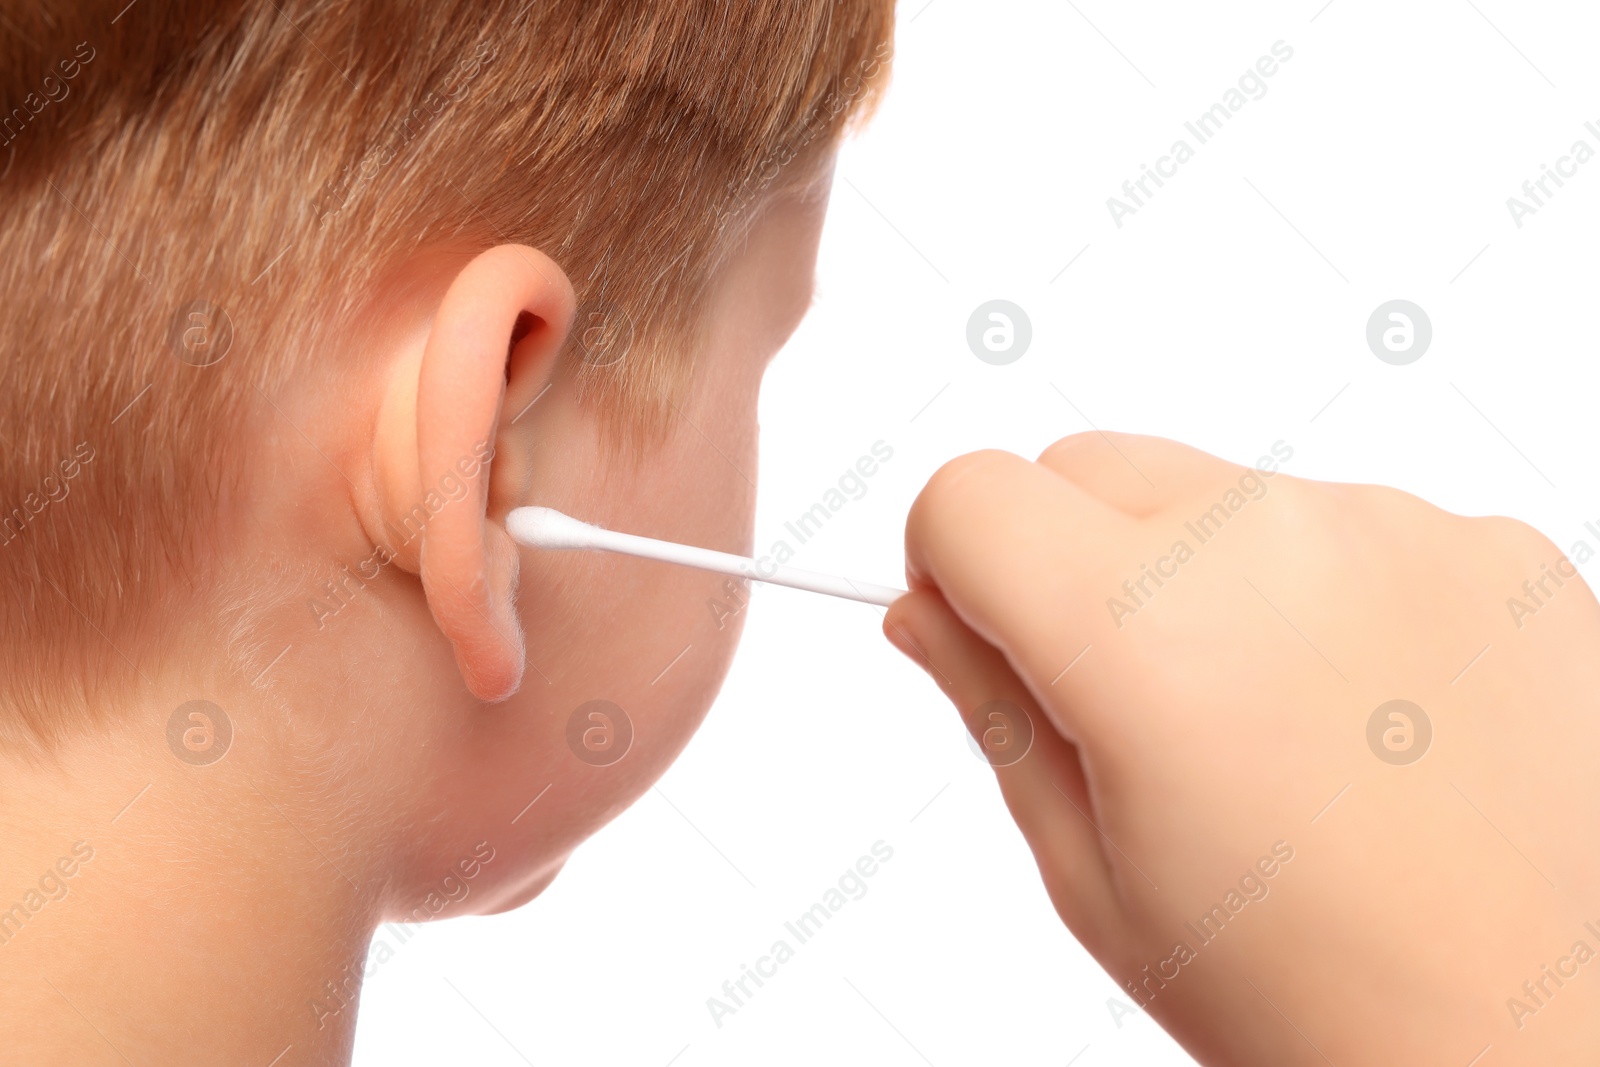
[506,507,906,608]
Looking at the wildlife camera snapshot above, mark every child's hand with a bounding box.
[885,433,1600,1066]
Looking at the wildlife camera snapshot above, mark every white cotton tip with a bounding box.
[505,506,598,550]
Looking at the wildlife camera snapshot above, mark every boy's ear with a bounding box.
[366,244,575,703]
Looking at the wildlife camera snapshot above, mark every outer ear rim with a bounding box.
[410,244,574,702]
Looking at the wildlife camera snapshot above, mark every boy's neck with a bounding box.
[0,722,382,1065]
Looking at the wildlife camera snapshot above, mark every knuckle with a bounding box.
[918,448,1017,505]
[1036,431,1104,467]
[907,449,1028,543]
[1480,514,1560,563]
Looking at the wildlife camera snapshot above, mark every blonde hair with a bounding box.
[0,0,894,748]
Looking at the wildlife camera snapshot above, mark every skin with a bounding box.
[0,177,832,1065]
[885,434,1600,1065]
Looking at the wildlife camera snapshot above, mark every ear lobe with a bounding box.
[373,244,574,702]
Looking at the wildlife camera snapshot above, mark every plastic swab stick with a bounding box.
[506,506,906,608]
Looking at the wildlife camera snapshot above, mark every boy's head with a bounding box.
[0,1,891,915]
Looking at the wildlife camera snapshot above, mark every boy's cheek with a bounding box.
[449,562,745,894]
[460,857,569,917]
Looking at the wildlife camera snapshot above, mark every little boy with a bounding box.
[0,2,892,1062]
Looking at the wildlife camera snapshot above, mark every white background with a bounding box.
[355,1,1600,1063]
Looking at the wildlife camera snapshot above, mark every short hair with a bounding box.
[0,0,894,749]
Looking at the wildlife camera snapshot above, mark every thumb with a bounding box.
[884,588,1122,944]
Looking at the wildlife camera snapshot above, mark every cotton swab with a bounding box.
[506,506,906,608]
